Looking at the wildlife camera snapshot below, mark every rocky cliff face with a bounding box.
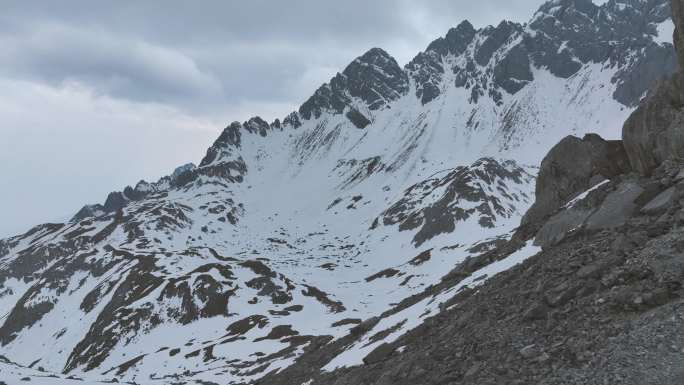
[674,0,684,69]
[521,134,631,229]
[623,0,684,175]
[299,48,409,123]
[623,72,684,175]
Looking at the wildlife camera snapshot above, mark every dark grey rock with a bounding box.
[407,21,477,105]
[585,182,644,230]
[545,282,580,307]
[199,121,243,167]
[381,158,533,246]
[299,48,409,119]
[426,20,477,57]
[613,44,677,107]
[363,343,395,365]
[519,344,542,359]
[475,21,522,66]
[611,234,637,254]
[641,186,677,214]
[406,50,444,105]
[493,44,534,94]
[623,72,684,175]
[522,301,548,321]
[534,206,593,247]
[103,192,127,212]
[674,0,684,70]
[346,108,371,129]
[522,134,631,229]
[283,112,302,129]
[71,204,105,222]
[528,0,675,105]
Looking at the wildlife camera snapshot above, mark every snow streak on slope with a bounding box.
[321,241,542,371]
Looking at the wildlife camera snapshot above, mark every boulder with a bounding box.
[641,186,677,214]
[534,206,594,247]
[675,168,684,182]
[522,134,630,228]
[585,182,644,230]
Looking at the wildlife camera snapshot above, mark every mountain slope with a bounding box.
[258,1,684,383]
[0,0,677,384]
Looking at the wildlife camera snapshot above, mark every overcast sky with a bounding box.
[0,0,556,237]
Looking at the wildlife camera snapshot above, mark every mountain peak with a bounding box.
[299,47,408,120]
[454,19,476,32]
[356,47,394,63]
[244,116,270,136]
[425,20,477,56]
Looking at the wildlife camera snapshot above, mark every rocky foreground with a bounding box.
[257,1,684,384]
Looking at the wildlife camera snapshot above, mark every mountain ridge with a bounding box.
[73,0,676,221]
[62,0,675,219]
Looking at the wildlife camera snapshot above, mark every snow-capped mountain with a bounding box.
[0,0,676,384]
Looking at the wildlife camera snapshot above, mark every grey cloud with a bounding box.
[0,0,542,118]
[0,77,221,238]
[0,1,417,45]
[0,24,223,106]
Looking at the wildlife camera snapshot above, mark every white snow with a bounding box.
[564,179,611,209]
[322,242,541,371]
[655,19,675,45]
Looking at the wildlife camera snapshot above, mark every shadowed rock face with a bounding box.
[406,20,478,105]
[623,73,684,175]
[623,0,684,176]
[410,0,675,107]
[527,0,676,106]
[674,0,684,70]
[522,134,631,229]
[381,158,535,246]
[299,48,409,120]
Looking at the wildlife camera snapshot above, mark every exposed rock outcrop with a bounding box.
[622,0,684,175]
[299,48,409,119]
[674,0,684,70]
[623,73,684,175]
[521,134,630,230]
